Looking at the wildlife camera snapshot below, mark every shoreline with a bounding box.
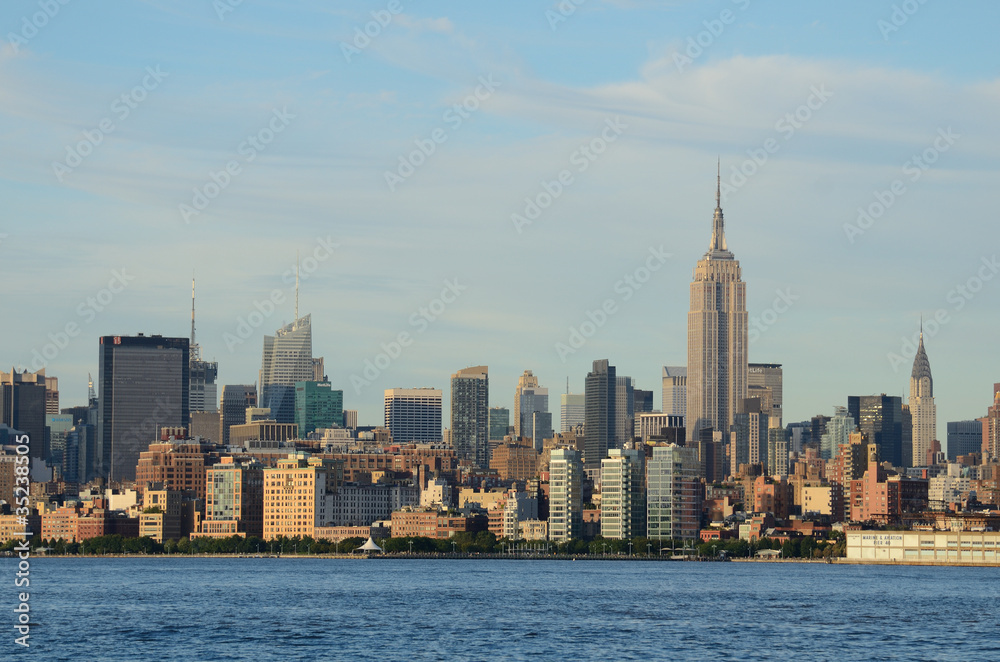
[11,553,999,567]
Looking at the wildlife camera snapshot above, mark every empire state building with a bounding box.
[687,168,748,444]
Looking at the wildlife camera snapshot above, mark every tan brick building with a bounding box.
[262,454,344,540]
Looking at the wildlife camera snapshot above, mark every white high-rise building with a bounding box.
[560,393,585,433]
[662,366,687,417]
[600,448,645,540]
[384,388,443,443]
[909,330,937,467]
[548,448,582,542]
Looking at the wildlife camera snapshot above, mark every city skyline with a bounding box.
[1,2,998,438]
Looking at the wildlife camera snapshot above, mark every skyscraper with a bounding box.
[947,420,982,460]
[1,369,48,459]
[488,406,510,441]
[583,359,616,471]
[220,385,257,445]
[731,398,768,475]
[189,279,219,414]
[548,448,582,542]
[295,381,344,436]
[748,363,782,424]
[560,393,585,433]
[633,389,654,414]
[98,334,190,481]
[820,406,855,460]
[909,329,937,467]
[514,370,549,441]
[767,417,788,477]
[615,375,635,447]
[687,169,748,444]
[847,394,904,468]
[385,388,443,443]
[600,448,645,539]
[662,366,687,417]
[647,444,702,542]
[260,315,318,424]
[450,366,489,468]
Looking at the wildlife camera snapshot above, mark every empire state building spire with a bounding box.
[707,160,732,258]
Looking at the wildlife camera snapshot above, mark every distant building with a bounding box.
[661,366,687,418]
[615,376,635,447]
[647,444,701,542]
[514,370,549,442]
[1,369,50,460]
[820,407,854,461]
[687,174,748,444]
[848,394,904,468]
[262,454,344,540]
[195,456,264,539]
[947,420,982,461]
[260,315,319,425]
[296,381,343,436]
[220,385,257,445]
[600,448,645,539]
[909,330,937,467]
[731,398,768,476]
[98,334,190,481]
[767,417,789,477]
[636,413,684,443]
[488,406,510,442]
[633,389,654,415]
[560,394,585,433]
[548,448,583,542]
[385,388,443,443]
[451,366,489,468]
[134,435,220,502]
[584,360,616,471]
[748,363,783,424]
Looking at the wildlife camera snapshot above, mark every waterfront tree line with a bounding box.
[1,531,846,558]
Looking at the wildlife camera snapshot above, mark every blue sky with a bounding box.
[2,0,998,442]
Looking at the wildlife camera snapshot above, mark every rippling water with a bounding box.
[3,558,999,661]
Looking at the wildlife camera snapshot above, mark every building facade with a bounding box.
[260,315,318,425]
[295,381,343,436]
[686,174,748,444]
[385,388,443,444]
[584,360,616,471]
[909,331,937,466]
[600,448,645,539]
[548,448,583,542]
[647,444,701,542]
[450,366,489,468]
[98,334,190,481]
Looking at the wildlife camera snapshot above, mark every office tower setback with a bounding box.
[548,448,583,542]
[220,385,257,445]
[662,366,687,417]
[385,388,443,443]
[1,369,48,459]
[600,448,645,540]
[647,444,702,542]
[947,420,982,460]
[748,363,782,424]
[584,360,616,471]
[295,381,344,436]
[687,171,748,444]
[451,366,489,468]
[848,395,904,468]
[488,406,510,441]
[560,394,585,433]
[98,335,190,481]
[514,370,550,441]
[909,330,937,466]
[260,315,318,424]
[615,376,635,447]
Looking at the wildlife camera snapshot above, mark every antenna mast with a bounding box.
[295,250,300,321]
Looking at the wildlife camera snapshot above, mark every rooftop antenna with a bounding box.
[566,376,569,395]
[295,249,300,321]
[190,275,199,360]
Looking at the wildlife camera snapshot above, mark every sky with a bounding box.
[1,0,998,441]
